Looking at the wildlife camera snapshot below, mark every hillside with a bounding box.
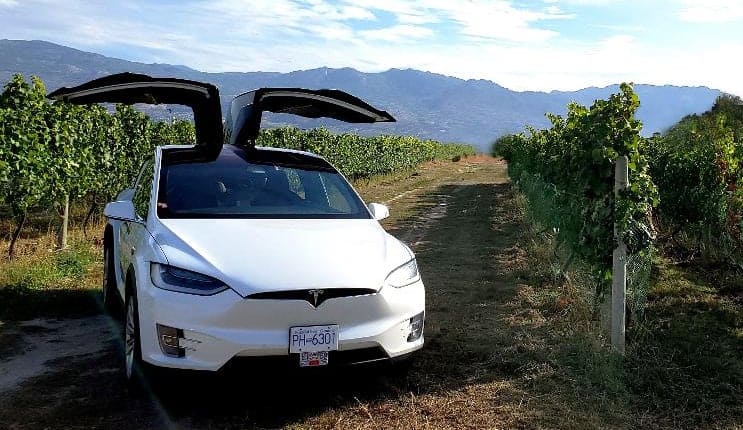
[0,39,722,151]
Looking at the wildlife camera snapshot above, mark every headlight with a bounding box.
[150,263,229,296]
[385,259,420,288]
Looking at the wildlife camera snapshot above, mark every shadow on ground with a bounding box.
[0,286,100,321]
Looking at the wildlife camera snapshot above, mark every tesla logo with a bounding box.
[308,289,325,307]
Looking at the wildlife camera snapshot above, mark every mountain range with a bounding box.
[0,39,722,152]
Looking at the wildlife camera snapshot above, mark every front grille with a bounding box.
[247,288,377,307]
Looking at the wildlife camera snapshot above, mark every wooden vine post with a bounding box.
[612,155,629,354]
[57,194,70,249]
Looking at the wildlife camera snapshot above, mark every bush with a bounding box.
[647,95,743,262]
[494,84,657,279]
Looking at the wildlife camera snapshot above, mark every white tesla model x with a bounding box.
[49,74,425,382]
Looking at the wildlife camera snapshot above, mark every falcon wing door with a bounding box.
[226,88,395,147]
[48,73,223,154]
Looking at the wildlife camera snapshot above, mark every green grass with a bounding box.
[625,261,743,428]
[0,241,101,320]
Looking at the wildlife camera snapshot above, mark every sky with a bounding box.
[1,0,742,96]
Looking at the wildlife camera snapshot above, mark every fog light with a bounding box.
[407,311,424,342]
[157,324,186,357]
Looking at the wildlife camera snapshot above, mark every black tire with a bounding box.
[124,286,147,391]
[124,284,168,394]
[102,246,120,317]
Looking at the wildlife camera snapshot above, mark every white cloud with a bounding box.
[548,0,620,5]
[679,0,743,22]
[599,34,635,50]
[359,24,433,42]
[424,0,563,43]
[0,0,741,98]
[342,0,421,17]
[0,0,18,6]
[345,0,571,42]
[395,12,439,25]
[332,4,376,20]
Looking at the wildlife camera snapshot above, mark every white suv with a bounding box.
[49,73,425,382]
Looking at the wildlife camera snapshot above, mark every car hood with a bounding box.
[152,219,411,297]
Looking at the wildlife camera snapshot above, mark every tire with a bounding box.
[124,283,170,395]
[124,287,148,390]
[102,246,120,317]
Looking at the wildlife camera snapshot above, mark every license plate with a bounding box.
[299,351,329,367]
[289,324,339,353]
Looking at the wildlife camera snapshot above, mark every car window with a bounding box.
[322,175,353,213]
[133,159,155,220]
[285,169,305,199]
[157,148,370,219]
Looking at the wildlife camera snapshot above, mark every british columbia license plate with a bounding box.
[289,325,338,366]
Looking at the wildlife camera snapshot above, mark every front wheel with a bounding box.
[124,288,151,389]
[102,246,119,317]
[124,284,168,393]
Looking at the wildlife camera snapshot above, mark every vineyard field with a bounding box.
[0,74,474,257]
[0,76,741,430]
[495,85,742,277]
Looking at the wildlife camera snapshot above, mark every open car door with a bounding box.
[226,88,395,147]
[48,73,224,156]
[48,73,396,153]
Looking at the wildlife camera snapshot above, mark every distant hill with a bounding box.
[0,39,722,152]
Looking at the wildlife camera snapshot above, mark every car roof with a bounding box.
[160,143,321,158]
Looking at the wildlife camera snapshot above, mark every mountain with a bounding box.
[0,40,722,152]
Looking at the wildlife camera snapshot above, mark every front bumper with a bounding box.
[137,279,425,371]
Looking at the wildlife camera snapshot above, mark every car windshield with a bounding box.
[157,146,370,219]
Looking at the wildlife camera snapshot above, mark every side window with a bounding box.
[133,159,155,221]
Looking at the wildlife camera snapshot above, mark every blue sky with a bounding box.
[1,0,742,96]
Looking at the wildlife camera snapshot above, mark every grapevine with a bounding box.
[0,74,474,258]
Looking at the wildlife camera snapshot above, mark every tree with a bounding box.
[0,74,52,258]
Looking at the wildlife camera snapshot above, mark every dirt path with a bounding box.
[0,156,556,430]
[0,316,117,392]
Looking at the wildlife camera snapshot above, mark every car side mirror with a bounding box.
[368,203,390,221]
[104,200,137,222]
[116,188,135,201]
